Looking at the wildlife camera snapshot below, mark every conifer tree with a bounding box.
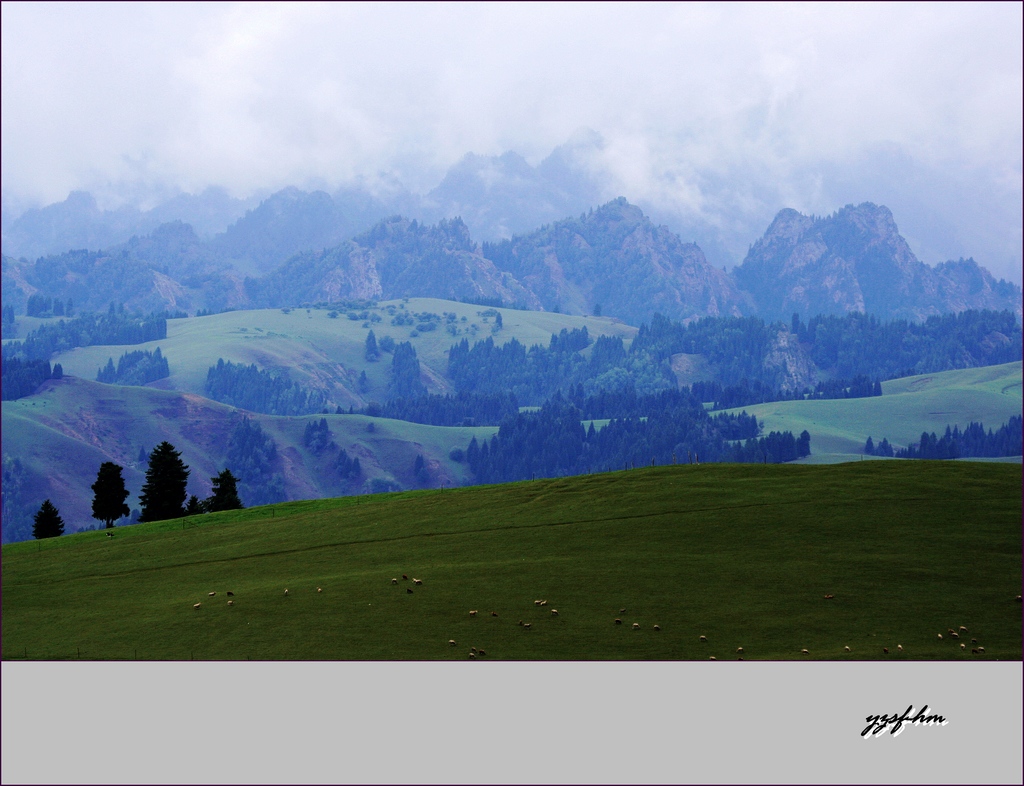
[207,469,243,512]
[32,499,64,539]
[139,442,190,522]
[91,461,131,529]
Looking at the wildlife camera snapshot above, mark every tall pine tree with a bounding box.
[139,442,190,522]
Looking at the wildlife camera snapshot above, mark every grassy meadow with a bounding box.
[3,461,1020,661]
[47,299,638,406]
[731,361,1023,462]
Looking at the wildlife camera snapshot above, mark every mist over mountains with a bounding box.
[2,182,1020,327]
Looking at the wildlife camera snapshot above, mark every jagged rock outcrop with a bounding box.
[248,216,540,308]
[735,203,1022,322]
[483,197,749,325]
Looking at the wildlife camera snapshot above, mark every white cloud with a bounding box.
[2,2,1020,280]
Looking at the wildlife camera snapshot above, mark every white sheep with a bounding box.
[937,633,943,639]
[449,639,456,647]
[551,609,559,616]
[736,647,743,653]
[227,600,234,607]
[392,578,398,585]
[653,625,661,631]
[614,618,622,625]
[844,646,851,652]
[709,656,716,660]
[468,652,476,659]
[193,603,201,609]
[897,645,903,651]
[699,635,707,642]
[317,587,322,593]
[490,611,498,617]
[413,579,422,586]
[478,649,486,656]
[801,648,809,654]
[960,643,966,650]
[632,623,640,630]
[523,623,531,630]
[284,589,289,596]
[469,610,478,617]
[958,626,967,632]
[208,591,216,597]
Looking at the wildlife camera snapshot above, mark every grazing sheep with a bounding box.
[470,647,477,653]
[801,649,809,655]
[226,591,234,597]
[977,646,985,653]
[469,610,478,617]
[468,652,476,659]
[317,587,322,593]
[478,649,486,656]
[736,647,743,653]
[193,603,201,610]
[106,532,114,538]
[402,574,408,580]
[407,588,414,594]
[971,638,977,644]
[227,600,234,607]
[844,646,851,652]
[551,609,559,616]
[539,600,547,606]
[883,648,889,654]
[1016,595,1022,602]
[951,632,959,639]
[709,656,716,660]
[284,589,289,596]
[208,592,216,597]
[699,635,707,642]
[897,645,903,652]
[491,612,498,617]
[961,643,966,650]
[620,608,626,613]
[937,633,943,640]
[413,579,422,586]
[518,620,524,626]
[523,623,531,630]
[449,639,457,646]
[947,628,955,634]
[392,578,398,585]
[824,594,834,599]
[653,625,661,631]
[959,626,967,632]
[632,623,640,630]
[614,618,622,625]
[534,600,543,606]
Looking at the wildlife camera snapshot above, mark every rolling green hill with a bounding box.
[729,361,1023,462]
[2,462,1019,661]
[1,376,496,543]
[47,299,637,408]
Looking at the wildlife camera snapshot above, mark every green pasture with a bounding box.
[730,361,1022,462]
[3,461,1019,661]
[46,299,637,405]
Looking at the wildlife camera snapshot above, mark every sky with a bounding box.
[2,2,1022,282]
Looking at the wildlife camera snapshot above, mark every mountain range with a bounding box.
[2,193,1020,327]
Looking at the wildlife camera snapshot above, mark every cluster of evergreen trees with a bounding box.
[205,359,328,416]
[631,310,1022,385]
[25,295,74,318]
[1,307,167,363]
[388,341,427,400]
[1,357,62,400]
[463,389,806,485]
[360,390,519,427]
[225,417,287,506]
[879,417,1022,460]
[96,348,170,386]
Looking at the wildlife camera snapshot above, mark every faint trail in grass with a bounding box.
[7,494,932,587]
